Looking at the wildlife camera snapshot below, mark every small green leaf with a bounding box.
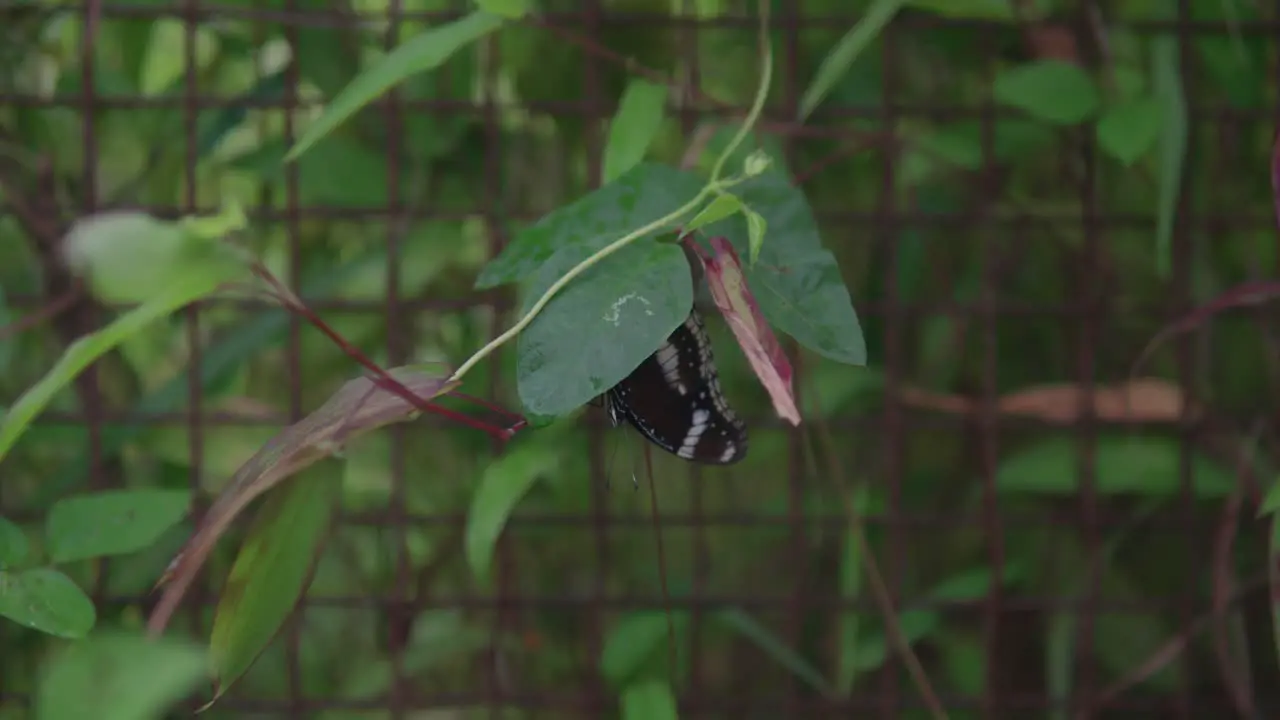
[620,680,679,720]
[62,210,248,305]
[140,19,219,96]
[799,0,907,121]
[1260,479,1280,518]
[683,193,744,235]
[603,79,668,183]
[714,608,831,695]
[287,11,505,162]
[743,207,766,265]
[928,564,1021,602]
[46,489,190,563]
[0,517,28,568]
[996,436,1234,497]
[852,610,939,672]
[0,568,96,638]
[37,631,207,720]
[208,465,341,697]
[466,440,559,581]
[601,612,680,686]
[1096,96,1164,166]
[992,61,1101,125]
[472,0,530,19]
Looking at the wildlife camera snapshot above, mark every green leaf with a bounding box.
[0,517,29,568]
[620,680,679,720]
[906,0,1014,19]
[287,11,506,162]
[683,194,744,236]
[835,498,864,695]
[700,167,865,365]
[601,612,682,686]
[476,162,704,289]
[603,79,668,183]
[37,631,206,720]
[62,210,248,305]
[1096,96,1164,166]
[140,19,219,96]
[0,285,13,375]
[714,608,831,695]
[928,564,1021,602]
[992,61,1101,125]
[996,436,1234,497]
[515,238,693,419]
[466,440,559,581]
[473,0,530,19]
[799,0,907,121]
[0,568,96,638]
[0,270,239,466]
[743,207,766,265]
[1271,512,1280,668]
[46,489,190,564]
[851,610,939,672]
[1260,479,1280,518]
[1151,37,1188,277]
[208,465,341,697]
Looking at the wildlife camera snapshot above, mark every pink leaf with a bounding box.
[691,236,800,425]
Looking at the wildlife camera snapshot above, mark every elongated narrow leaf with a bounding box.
[714,608,832,696]
[466,439,560,581]
[287,11,505,162]
[0,567,96,638]
[207,465,342,699]
[1152,37,1188,277]
[37,632,206,720]
[603,79,668,183]
[147,366,456,636]
[46,489,190,563]
[799,0,907,121]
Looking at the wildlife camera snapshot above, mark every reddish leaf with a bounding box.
[693,236,800,425]
[146,366,457,637]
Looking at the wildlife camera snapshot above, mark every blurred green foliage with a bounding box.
[1,0,1278,718]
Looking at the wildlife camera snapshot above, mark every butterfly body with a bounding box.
[605,308,748,465]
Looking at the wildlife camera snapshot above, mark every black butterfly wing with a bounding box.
[606,309,748,465]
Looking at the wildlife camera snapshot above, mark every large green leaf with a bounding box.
[475,162,704,289]
[514,239,693,419]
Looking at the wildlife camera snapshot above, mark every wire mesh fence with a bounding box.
[2,0,1279,718]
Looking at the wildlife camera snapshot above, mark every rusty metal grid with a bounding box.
[2,1,1279,719]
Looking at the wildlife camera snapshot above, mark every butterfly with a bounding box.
[604,307,747,465]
